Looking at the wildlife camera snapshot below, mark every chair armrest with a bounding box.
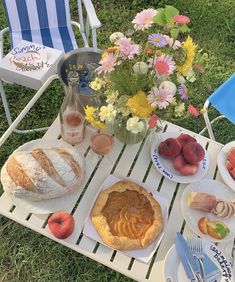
[82,0,101,28]
[0,27,10,59]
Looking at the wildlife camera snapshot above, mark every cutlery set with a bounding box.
[175,232,222,282]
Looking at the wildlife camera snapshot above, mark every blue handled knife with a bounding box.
[175,232,203,282]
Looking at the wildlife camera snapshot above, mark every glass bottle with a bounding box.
[60,71,85,145]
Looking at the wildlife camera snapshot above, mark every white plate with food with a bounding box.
[151,131,209,183]
[181,179,235,243]
[217,141,235,192]
[83,174,169,263]
[0,139,85,214]
[164,238,234,282]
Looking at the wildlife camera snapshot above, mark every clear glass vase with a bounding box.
[113,116,148,144]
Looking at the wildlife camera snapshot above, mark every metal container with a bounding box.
[57,48,102,110]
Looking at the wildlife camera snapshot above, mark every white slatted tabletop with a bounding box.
[0,117,234,282]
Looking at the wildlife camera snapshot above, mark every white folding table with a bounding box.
[0,117,234,281]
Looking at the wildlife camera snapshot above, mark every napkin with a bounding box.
[202,253,221,282]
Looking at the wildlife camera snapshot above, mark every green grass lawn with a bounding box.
[0,0,235,281]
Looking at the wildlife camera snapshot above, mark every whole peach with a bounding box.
[182,142,205,164]
[48,211,75,239]
[177,133,197,146]
[173,154,199,176]
[158,138,182,159]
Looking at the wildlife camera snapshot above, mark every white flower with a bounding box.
[119,106,131,116]
[109,32,125,44]
[175,102,185,117]
[159,81,177,96]
[163,35,181,50]
[133,62,148,74]
[99,104,117,123]
[126,116,144,134]
[177,73,186,84]
[186,69,196,82]
[89,77,103,90]
[106,90,119,104]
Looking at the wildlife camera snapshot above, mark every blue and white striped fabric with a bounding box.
[3,0,78,53]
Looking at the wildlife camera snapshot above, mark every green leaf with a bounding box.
[170,28,179,39]
[179,24,190,33]
[164,5,179,21]
[153,8,166,26]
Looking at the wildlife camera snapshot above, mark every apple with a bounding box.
[48,211,75,239]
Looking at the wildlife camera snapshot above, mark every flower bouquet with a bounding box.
[85,5,204,144]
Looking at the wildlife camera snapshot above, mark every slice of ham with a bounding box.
[212,199,235,219]
[187,192,217,212]
[188,192,235,219]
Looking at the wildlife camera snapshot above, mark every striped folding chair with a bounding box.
[200,73,235,140]
[0,0,101,144]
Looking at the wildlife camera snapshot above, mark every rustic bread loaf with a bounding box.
[1,147,85,201]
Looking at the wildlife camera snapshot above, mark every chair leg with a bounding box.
[0,74,59,147]
[203,101,215,140]
[0,80,48,134]
[0,79,13,126]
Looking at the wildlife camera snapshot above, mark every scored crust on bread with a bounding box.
[52,148,81,176]
[91,180,163,250]
[2,146,85,201]
[32,148,66,187]
[6,156,37,193]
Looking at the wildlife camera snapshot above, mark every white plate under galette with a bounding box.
[151,131,209,183]
[83,174,169,263]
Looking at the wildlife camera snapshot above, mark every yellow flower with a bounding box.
[89,77,103,90]
[175,102,185,117]
[127,90,153,118]
[84,106,106,130]
[101,46,120,60]
[177,36,197,76]
[200,108,206,115]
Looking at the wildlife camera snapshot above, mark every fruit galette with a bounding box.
[91,180,163,250]
[158,133,205,176]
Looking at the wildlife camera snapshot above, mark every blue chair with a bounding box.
[0,0,101,144]
[200,73,235,140]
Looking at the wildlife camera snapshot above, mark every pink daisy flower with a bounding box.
[96,54,116,74]
[118,37,140,59]
[147,87,174,109]
[188,104,200,117]
[154,55,176,78]
[132,8,157,31]
[173,15,190,24]
[164,35,181,50]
